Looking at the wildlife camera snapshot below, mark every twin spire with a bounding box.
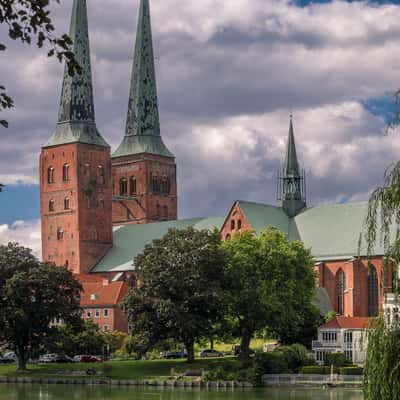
[45,0,173,158]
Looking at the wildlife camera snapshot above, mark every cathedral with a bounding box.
[40,0,392,333]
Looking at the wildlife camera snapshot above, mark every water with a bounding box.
[0,385,363,400]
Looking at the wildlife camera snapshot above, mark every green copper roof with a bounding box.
[283,116,300,178]
[44,0,108,148]
[92,216,224,273]
[92,200,391,274]
[113,0,173,158]
[237,201,290,235]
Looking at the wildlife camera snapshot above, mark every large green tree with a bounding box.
[0,243,82,370]
[222,228,318,359]
[1,0,79,128]
[121,228,226,363]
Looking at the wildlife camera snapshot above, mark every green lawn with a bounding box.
[0,357,242,380]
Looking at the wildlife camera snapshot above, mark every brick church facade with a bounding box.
[40,0,393,333]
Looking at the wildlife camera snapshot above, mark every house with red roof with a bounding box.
[77,275,129,333]
[312,316,370,366]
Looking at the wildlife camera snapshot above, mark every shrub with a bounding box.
[254,351,290,375]
[324,352,350,367]
[279,344,311,373]
[301,365,338,374]
[339,366,363,375]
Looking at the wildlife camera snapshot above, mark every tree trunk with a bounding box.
[185,339,195,363]
[16,346,27,371]
[210,336,214,350]
[239,326,253,362]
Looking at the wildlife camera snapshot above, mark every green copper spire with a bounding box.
[113,0,173,158]
[44,0,108,148]
[278,116,306,217]
[283,116,300,178]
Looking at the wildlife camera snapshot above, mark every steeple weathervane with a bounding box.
[277,116,306,217]
[44,0,108,148]
[113,0,173,158]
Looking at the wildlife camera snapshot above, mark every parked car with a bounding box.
[198,349,224,358]
[39,354,73,363]
[162,350,187,359]
[73,355,101,363]
[2,352,17,361]
[0,356,14,364]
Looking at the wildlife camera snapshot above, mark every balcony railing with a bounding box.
[312,340,340,349]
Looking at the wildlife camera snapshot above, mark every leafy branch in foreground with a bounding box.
[0,0,80,128]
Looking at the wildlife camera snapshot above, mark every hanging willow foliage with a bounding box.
[363,117,400,398]
[364,318,400,400]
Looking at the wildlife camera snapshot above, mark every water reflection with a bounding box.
[0,385,363,400]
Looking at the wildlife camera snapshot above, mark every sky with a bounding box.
[1,0,400,256]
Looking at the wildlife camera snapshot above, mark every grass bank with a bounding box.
[0,357,241,381]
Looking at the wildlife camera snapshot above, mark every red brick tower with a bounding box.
[40,0,112,274]
[112,0,177,226]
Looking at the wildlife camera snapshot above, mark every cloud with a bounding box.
[0,220,41,258]
[1,0,400,222]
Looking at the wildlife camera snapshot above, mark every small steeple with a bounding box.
[44,0,108,148]
[283,115,300,178]
[113,0,173,158]
[277,116,306,217]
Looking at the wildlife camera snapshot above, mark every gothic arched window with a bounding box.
[231,220,235,230]
[49,199,55,212]
[97,165,105,185]
[156,203,161,218]
[163,205,168,219]
[368,266,379,317]
[48,167,55,184]
[63,164,70,182]
[64,197,70,210]
[130,176,137,196]
[120,178,128,196]
[336,269,346,315]
[238,220,242,230]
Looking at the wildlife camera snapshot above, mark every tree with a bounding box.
[43,320,107,357]
[121,228,226,363]
[0,0,79,128]
[222,228,318,360]
[0,243,82,370]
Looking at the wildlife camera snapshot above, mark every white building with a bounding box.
[384,293,400,326]
[312,316,369,366]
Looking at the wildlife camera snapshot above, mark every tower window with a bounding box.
[152,175,160,194]
[97,165,105,185]
[99,199,104,209]
[57,228,64,241]
[120,178,128,196]
[130,176,137,195]
[63,164,70,182]
[49,199,55,212]
[47,167,55,184]
[64,197,70,210]
[336,269,346,315]
[231,220,235,230]
[84,163,90,177]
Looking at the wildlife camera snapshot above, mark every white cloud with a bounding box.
[0,220,42,258]
[1,0,400,219]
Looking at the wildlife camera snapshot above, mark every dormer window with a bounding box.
[90,294,97,301]
[63,164,70,182]
[48,167,55,184]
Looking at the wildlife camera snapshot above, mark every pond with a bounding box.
[0,385,363,400]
